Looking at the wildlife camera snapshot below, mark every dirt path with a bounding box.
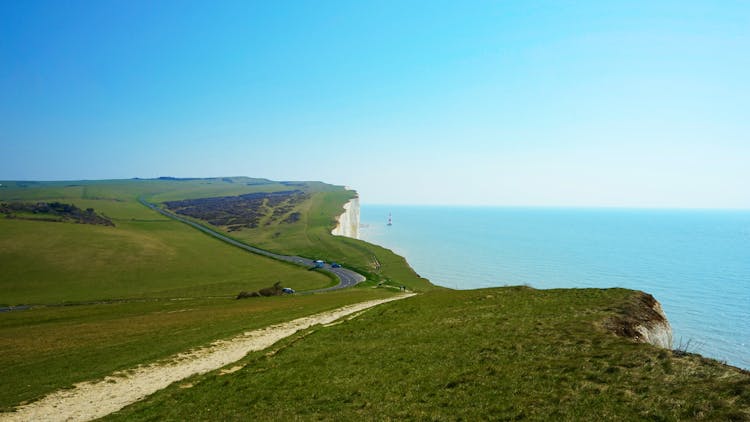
[2,294,415,422]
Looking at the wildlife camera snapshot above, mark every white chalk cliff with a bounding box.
[635,300,673,349]
[606,292,673,350]
[332,196,360,239]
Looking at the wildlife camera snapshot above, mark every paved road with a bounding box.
[139,198,366,293]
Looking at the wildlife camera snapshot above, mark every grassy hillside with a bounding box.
[108,287,750,421]
[0,290,394,411]
[0,217,339,304]
[0,178,410,409]
[0,180,336,305]
[0,177,432,291]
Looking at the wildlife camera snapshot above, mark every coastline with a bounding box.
[358,204,749,370]
[331,196,360,239]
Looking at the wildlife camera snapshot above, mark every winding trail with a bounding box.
[138,198,366,292]
[1,294,415,422]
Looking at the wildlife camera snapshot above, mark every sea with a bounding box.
[359,205,750,370]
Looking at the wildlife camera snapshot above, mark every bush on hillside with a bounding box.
[237,282,284,299]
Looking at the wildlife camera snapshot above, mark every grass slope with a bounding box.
[0,178,404,409]
[108,287,750,421]
[0,290,394,411]
[0,199,334,305]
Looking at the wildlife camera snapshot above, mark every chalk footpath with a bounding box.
[2,294,415,422]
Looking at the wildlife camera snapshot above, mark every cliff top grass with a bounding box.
[0,177,424,410]
[0,289,395,411]
[108,287,750,421]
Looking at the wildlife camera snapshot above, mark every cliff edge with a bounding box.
[604,291,673,349]
[331,196,360,239]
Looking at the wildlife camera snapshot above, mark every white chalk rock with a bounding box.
[332,196,360,239]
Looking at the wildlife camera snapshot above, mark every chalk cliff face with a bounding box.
[634,299,673,349]
[332,196,360,239]
[605,292,673,349]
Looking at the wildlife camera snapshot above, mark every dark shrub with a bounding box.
[237,282,283,299]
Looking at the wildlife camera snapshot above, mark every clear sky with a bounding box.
[1,1,748,208]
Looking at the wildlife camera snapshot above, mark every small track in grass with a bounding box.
[0,294,416,422]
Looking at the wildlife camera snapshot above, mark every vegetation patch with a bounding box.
[1,201,114,226]
[237,282,286,299]
[163,190,309,231]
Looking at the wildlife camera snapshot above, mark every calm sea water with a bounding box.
[359,205,750,370]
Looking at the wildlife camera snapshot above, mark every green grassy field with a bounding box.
[0,178,409,409]
[107,287,750,421]
[0,200,335,305]
[0,289,394,411]
[1,177,432,292]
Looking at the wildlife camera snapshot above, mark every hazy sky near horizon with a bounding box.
[2,1,748,208]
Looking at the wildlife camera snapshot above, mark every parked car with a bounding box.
[282,287,295,294]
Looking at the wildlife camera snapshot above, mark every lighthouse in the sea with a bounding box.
[387,212,392,226]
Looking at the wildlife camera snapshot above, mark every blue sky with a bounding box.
[1,1,748,208]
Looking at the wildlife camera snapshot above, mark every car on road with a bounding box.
[282,287,295,294]
[331,263,341,268]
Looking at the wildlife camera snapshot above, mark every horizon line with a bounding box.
[362,203,750,212]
